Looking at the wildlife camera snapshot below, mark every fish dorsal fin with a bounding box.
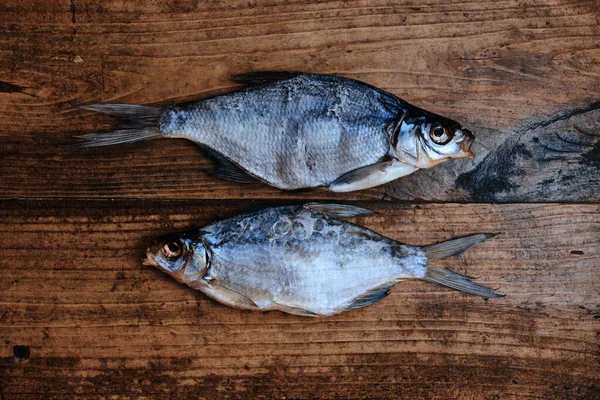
[197,145,261,184]
[346,281,400,310]
[304,203,375,218]
[233,71,302,86]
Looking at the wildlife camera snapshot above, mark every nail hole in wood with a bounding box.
[13,345,30,361]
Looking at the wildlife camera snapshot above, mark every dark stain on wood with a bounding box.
[456,102,600,202]
[581,140,600,168]
[70,0,76,25]
[0,80,25,94]
[456,142,532,202]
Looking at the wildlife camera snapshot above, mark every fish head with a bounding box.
[142,230,210,283]
[393,110,475,168]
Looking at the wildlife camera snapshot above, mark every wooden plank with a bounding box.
[0,0,598,201]
[1,200,598,398]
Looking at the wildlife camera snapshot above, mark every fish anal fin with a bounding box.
[197,145,261,184]
[211,168,259,184]
[329,160,418,192]
[346,281,400,310]
[233,71,302,86]
[286,187,321,194]
[274,304,321,317]
[304,203,375,218]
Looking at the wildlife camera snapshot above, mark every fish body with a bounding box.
[144,204,502,317]
[161,74,398,189]
[79,73,475,192]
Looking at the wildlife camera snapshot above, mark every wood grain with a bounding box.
[1,201,598,399]
[0,0,598,201]
[1,1,599,398]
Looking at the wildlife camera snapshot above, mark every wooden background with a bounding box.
[1,0,598,398]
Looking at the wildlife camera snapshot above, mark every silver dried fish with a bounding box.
[77,73,475,192]
[143,204,503,317]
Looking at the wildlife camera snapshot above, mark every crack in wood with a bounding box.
[0,80,25,94]
[70,0,76,24]
[519,100,600,134]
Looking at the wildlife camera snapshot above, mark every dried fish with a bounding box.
[77,73,475,192]
[143,204,503,317]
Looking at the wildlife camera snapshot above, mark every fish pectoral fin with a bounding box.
[197,145,261,184]
[328,159,418,192]
[202,281,260,310]
[304,203,375,218]
[345,281,401,310]
[233,71,302,86]
[274,303,321,317]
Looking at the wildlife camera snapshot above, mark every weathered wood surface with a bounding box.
[1,0,599,398]
[0,201,598,399]
[0,0,598,201]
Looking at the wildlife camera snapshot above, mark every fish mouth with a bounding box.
[141,249,158,267]
[457,129,475,158]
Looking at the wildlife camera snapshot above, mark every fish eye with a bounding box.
[162,241,183,258]
[430,125,452,145]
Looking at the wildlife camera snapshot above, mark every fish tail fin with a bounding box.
[70,104,164,148]
[422,265,504,298]
[423,233,499,260]
[421,233,504,298]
